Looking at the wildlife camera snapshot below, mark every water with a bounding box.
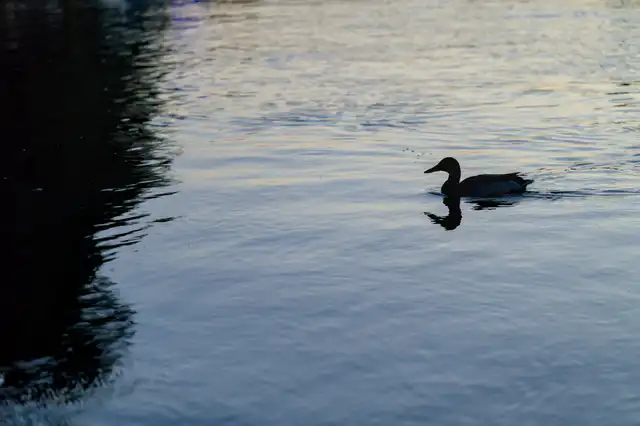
[2,0,640,424]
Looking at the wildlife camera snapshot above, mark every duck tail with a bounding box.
[513,174,534,187]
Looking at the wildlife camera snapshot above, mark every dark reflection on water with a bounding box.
[0,0,176,405]
[424,197,463,231]
[424,196,519,231]
[425,184,640,230]
[469,198,519,211]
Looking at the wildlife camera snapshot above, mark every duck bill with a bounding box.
[424,165,439,174]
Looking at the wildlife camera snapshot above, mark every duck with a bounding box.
[424,157,534,197]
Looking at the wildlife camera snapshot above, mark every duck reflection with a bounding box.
[424,196,519,231]
[424,196,463,230]
[469,198,519,211]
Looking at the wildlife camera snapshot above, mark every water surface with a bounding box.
[3,0,640,424]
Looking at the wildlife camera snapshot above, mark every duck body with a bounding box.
[425,157,533,197]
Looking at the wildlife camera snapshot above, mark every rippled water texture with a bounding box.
[3,0,640,424]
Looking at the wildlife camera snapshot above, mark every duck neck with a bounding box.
[445,169,461,185]
[441,171,461,196]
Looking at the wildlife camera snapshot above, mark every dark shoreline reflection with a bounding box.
[0,0,176,405]
[424,196,519,231]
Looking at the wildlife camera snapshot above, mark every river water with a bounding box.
[2,0,640,424]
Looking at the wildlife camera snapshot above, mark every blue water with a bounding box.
[3,0,640,424]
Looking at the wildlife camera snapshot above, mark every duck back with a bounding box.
[455,173,533,197]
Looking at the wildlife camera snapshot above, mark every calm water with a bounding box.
[3,0,640,424]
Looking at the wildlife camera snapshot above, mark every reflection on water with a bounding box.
[425,181,640,230]
[424,197,463,231]
[469,198,520,210]
[0,0,176,405]
[425,196,520,231]
[2,0,639,423]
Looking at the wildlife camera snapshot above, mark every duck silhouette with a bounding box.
[425,157,534,197]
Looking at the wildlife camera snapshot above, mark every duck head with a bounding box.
[424,157,461,176]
